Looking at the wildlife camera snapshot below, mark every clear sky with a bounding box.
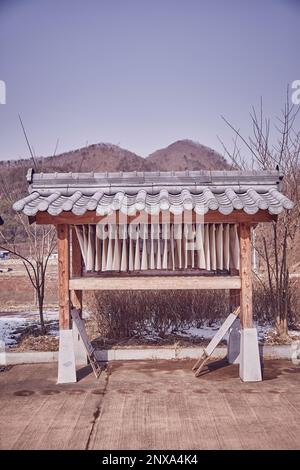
[0,0,299,161]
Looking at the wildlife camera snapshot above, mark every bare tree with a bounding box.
[0,175,56,334]
[219,92,300,338]
[0,116,59,333]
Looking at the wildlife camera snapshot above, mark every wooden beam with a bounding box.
[57,224,71,329]
[83,269,232,277]
[35,209,276,226]
[69,275,241,291]
[71,227,83,315]
[239,223,252,328]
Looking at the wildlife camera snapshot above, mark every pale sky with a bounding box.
[0,0,299,161]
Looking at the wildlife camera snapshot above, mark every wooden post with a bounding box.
[57,224,71,329]
[239,223,252,329]
[71,227,83,316]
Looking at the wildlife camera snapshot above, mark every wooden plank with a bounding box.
[71,310,94,356]
[57,224,71,329]
[71,310,102,379]
[239,222,252,328]
[193,306,240,376]
[84,269,232,278]
[69,275,241,291]
[71,227,83,314]
[205,309,240,356]
[35,209,276,225]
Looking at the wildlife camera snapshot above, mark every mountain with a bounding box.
[44,139,230,172]
[145,139,231,171]
[0,139,230,240]
[0,143,146,201]
[43,143,145,173]
[0,139,230,199]
[0,139,229,177]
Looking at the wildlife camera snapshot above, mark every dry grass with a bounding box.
[11,335,58,352]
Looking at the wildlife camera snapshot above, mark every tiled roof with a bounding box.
[13,169,294,216]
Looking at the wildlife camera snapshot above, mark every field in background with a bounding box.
[1,257,300,352]
[0,259,58,311]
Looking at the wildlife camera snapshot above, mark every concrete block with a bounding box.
[72,320,88,366]
[57,329,77,384]
[176,347,204,359]
[0,354,6,366]
[239,328,262,382]
[6,351,58,365]
[262,345,291,359]
[113,348,175,361]
[227,317,241,364]
[0,341,6,366]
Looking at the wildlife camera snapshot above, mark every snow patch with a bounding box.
[0,311,59,347]
[0,317,31,346]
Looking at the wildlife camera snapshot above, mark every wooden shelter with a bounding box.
[13,168,293,383]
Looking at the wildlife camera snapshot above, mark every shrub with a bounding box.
[86,289,229,340]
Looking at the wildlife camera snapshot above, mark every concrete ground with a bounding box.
[0,359,299,450]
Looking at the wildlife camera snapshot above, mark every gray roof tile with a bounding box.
[13,169,294,216]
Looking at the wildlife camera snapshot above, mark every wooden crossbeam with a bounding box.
[69,275,241,291]
[33,209,276,225]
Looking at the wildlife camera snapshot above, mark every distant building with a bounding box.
[0,250,9,260]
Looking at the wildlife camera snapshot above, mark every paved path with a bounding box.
[0,359,299,449]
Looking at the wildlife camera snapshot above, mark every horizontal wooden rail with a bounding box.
[69,275,241,291]
[33,209,276,225]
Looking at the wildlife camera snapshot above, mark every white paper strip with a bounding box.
[216,224,223,270]
[86,225,95,271]
[204,224,210,270]
[128,237,134,271]
[150,225,156,269]
[112,226,120,271]
[95,233,102,272]
[223,224,230,271]
[183,224,188,269]
[75,225,87,266]
[101,237,108,271]
[76,222,240,274]
[120,225,128,272]
[156,238,162,269]
[106,225,113,271]
[196,224,206,269]
[230,224,240,270]
[209,224,216,271]
[141,224,148,270]
[134,229,141,270]
[190,224,195,268]
[170,225,175,270]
